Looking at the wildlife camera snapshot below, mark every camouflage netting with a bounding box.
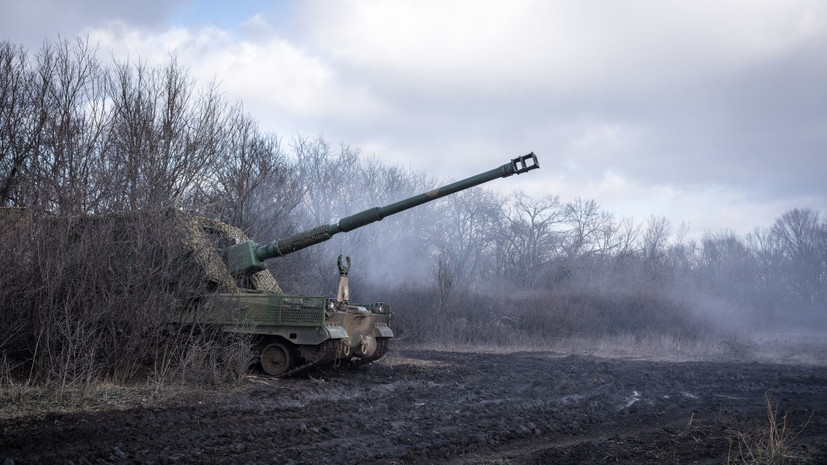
[63,208,282,295]
[181,211,282,294]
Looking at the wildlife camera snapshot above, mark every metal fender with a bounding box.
[326,324,349,339]
[374,322,394,338]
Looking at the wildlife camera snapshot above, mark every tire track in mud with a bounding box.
[2,349,827,464]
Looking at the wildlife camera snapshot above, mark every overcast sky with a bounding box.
[2,0,825,236]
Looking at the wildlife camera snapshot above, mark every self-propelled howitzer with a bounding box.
[217,153,539,376]
[225,153,539,277]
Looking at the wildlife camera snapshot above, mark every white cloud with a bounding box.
[298,0,827,95]
[83,20,389,131]
[522,171,786,237]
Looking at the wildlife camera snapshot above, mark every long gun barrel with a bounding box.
[226,153,540,276]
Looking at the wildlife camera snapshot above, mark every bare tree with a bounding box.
[29,37,110,214]
[641,215,672,281]
[211,107,299,237]
[552,197,616,285]
[698,231,755,297]
[498,191,563,289]
[770,208,827,304]
[354,158,434,289]
[105,57,223,211]
[745,226,784,292]
[0,41,35,206]
[292,136,361,224]
[602,216,641,278]
[274,137,364,294]
[562,197,603,258]
[428,187,503,293]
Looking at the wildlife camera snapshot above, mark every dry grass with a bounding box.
[1,381,149,420]
[407,333,753,363]
[727,391,813,465]
[0,337,254,421]
[0,375,252,421]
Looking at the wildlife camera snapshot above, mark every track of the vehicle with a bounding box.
[278,338,390,378]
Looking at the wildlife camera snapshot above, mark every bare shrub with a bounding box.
[0,208,31,359]
[0,208,254,391]
[157,329,254,388]
[384,281,709,349]
[0,352,34,405]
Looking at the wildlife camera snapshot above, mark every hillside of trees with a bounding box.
[2,38,826,387]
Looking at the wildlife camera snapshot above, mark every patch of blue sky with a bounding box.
[170,0,296,32]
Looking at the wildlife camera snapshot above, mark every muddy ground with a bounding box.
[2,348,827,464]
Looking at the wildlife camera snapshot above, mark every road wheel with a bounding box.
[261,342,295,376]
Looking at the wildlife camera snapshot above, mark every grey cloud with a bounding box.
[0,0,185,49]
[344,28,827,205]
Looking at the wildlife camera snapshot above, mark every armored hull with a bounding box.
[208,291,393,376]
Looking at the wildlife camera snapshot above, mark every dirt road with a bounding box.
[3,348,827,464]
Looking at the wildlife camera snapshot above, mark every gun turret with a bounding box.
[225,153,540,276]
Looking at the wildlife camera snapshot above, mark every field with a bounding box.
[2,346,827,464]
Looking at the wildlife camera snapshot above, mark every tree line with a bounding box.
[1,38,826,388]
[279,144,826,343]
